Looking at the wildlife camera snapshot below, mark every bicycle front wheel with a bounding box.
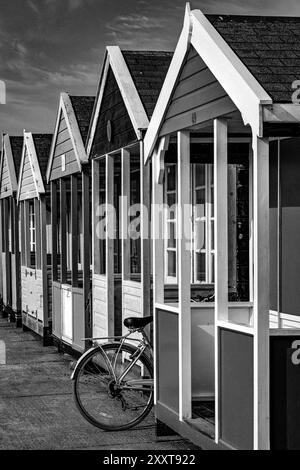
[73,343,153,431]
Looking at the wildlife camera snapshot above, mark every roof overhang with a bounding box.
[17,131,45,203]
[46,92,88,183]
[86,46,149,157]
[144,4,276,163]
[0,134,18,198]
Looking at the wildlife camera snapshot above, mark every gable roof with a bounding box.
[145,6,300,161]
[17,132,52,202]
[122,51,173,119]
[206,15,300,103]
[0,134,23,198]
[86,47,172,155]
[69,95,95,143]
[47,93,95,182]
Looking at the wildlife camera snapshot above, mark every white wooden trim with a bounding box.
[177,130,192,421]
[156,135,170,184]
[249,145,254,305]
[144,6,272,162]
[18,132,45,202]
[86,51,110,157]
[46,95,64,182]
[106,153,115,336]
[191,10,272,137]
[263,103,300,123]
[62,93,88,166]
[121,148,130,282]
[217,320,254,336]
[2,135,18,193]
[252,135,270,450]
[152,147,165,405]
[140,141,151,317]
[47,93,89,182]
[144,3,192,162]
[214,118,228,444]
[108,46,149,139]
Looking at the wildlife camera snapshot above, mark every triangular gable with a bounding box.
[86,46,149,157]
[47,93,90,182]
[0,135,18,199]
[144,4,273,161]
[17,132,45,202]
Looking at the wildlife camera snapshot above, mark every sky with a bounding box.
[1,0,300,137]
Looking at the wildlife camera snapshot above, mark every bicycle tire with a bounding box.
[73,342,153,431]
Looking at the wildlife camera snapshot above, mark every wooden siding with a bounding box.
[93,275,108,337]
[0,151,12,198]
[160,46,237,137]
[50,112,80,181]
[21,266,43,320]
[52,282,62,339]
[122,280,142,338]
[90,66,137,158]
[19,148,38,201]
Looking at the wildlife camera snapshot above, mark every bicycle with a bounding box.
[71,316,154,431]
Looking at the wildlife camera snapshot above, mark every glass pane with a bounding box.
[211,186,214,217]
[167,251,176,278]
[211,220,214,250]
[195,221,205,251]
[195,164,205,187]
[167,192,176,208]
[168,222,176,248]
[196,252,206,282]
[166,165,176,191]
[196,188,205,207]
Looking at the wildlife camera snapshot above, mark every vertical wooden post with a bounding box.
[249,145,254,305]
[0,200,3,306]
[51,181,58,282]
[20,201,25,266]
[71,175,78,288]
[12,198,21,312]
[60,179,67,284]
[35,198,41,269]
[152,144,165,406]
[93,160,100,276]
[106,154,115,336]
[252,135,270,450]
[141,142,151,318]
[121,148,130,283]
[82,166,91,339]
[177,130,191,421]
[214,118,228,444]
[40,196,48,327]
[24,200,30,268]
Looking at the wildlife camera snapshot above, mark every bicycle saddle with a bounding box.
[124,316,153,329]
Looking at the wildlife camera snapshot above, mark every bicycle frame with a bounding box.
[79,328,153,390]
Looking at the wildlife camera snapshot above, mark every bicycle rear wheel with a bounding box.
[73,343,153,431]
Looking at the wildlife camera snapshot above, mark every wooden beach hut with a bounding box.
[0,134,23,324]
[144,5,300,450]
[17,132,53,344]
[46,93,95,353]
[87,47,172,339]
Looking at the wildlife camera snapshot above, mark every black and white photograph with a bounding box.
[0,0,300,456]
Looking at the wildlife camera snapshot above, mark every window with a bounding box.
[164,163,214,285]
[164,164,177,283]
[28,200,36,268]
[192,164,214,284]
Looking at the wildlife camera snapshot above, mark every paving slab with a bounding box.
[0,318,198,450]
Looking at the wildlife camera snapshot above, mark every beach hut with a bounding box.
[144,5,300,450]
[0,135,23,324]
[46,93,95,353]
[17,132,53,344]
[87,47,172,339]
